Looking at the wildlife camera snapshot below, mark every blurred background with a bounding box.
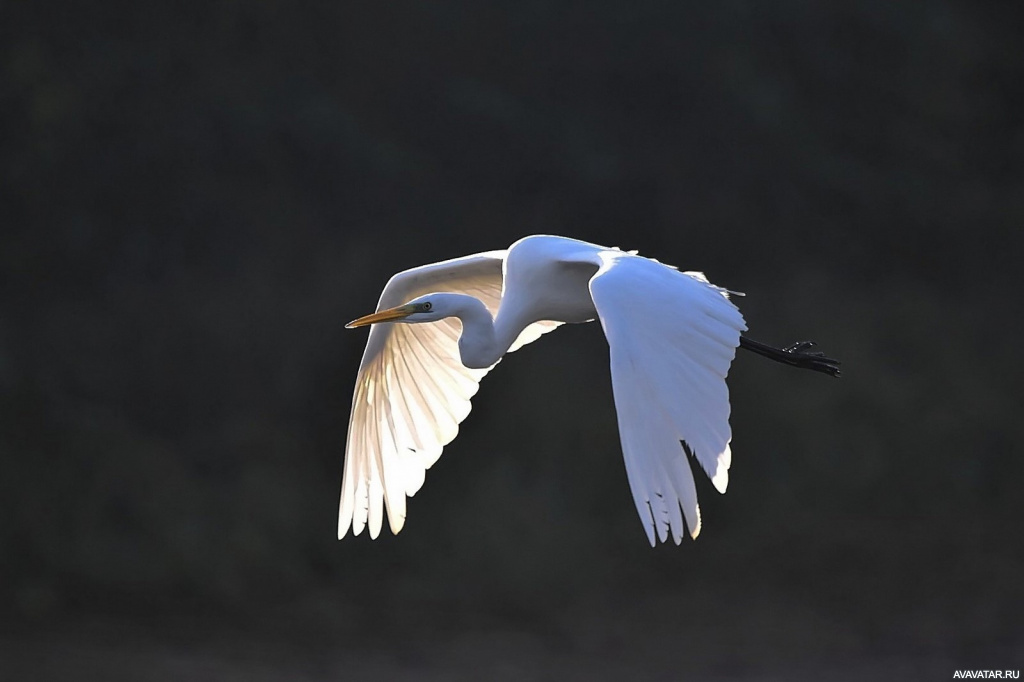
[2,1,1022,679]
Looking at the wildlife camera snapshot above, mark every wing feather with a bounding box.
[586,251,746,544]
[339,251,562,539]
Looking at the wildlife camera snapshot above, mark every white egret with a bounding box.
[339,235,839,545]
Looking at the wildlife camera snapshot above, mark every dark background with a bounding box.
[2,1,1022,679]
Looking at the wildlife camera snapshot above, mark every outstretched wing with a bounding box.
[586,251,747,545]
[339,251,561,539]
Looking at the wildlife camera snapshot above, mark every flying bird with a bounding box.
[339,235,839,545]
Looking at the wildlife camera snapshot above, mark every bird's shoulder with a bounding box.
[377,250,508,309]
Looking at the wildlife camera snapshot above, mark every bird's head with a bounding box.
[346,293,462,328]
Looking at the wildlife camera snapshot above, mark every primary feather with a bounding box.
[339,251,560,539]
[585,250,746,543]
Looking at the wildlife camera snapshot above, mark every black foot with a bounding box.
[739,337,842,378]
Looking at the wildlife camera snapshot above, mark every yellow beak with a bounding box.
[345,304,417,329]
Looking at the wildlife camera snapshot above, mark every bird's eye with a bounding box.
[422,302,432,311]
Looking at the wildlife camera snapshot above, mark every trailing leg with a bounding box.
[738,338,841,377]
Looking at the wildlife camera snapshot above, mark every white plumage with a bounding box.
[339,235,747,545]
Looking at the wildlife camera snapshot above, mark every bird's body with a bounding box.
[340,235,838,545]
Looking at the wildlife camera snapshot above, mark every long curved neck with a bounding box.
[452,295,526,369]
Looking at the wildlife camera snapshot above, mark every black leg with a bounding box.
[738,337,841,377]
